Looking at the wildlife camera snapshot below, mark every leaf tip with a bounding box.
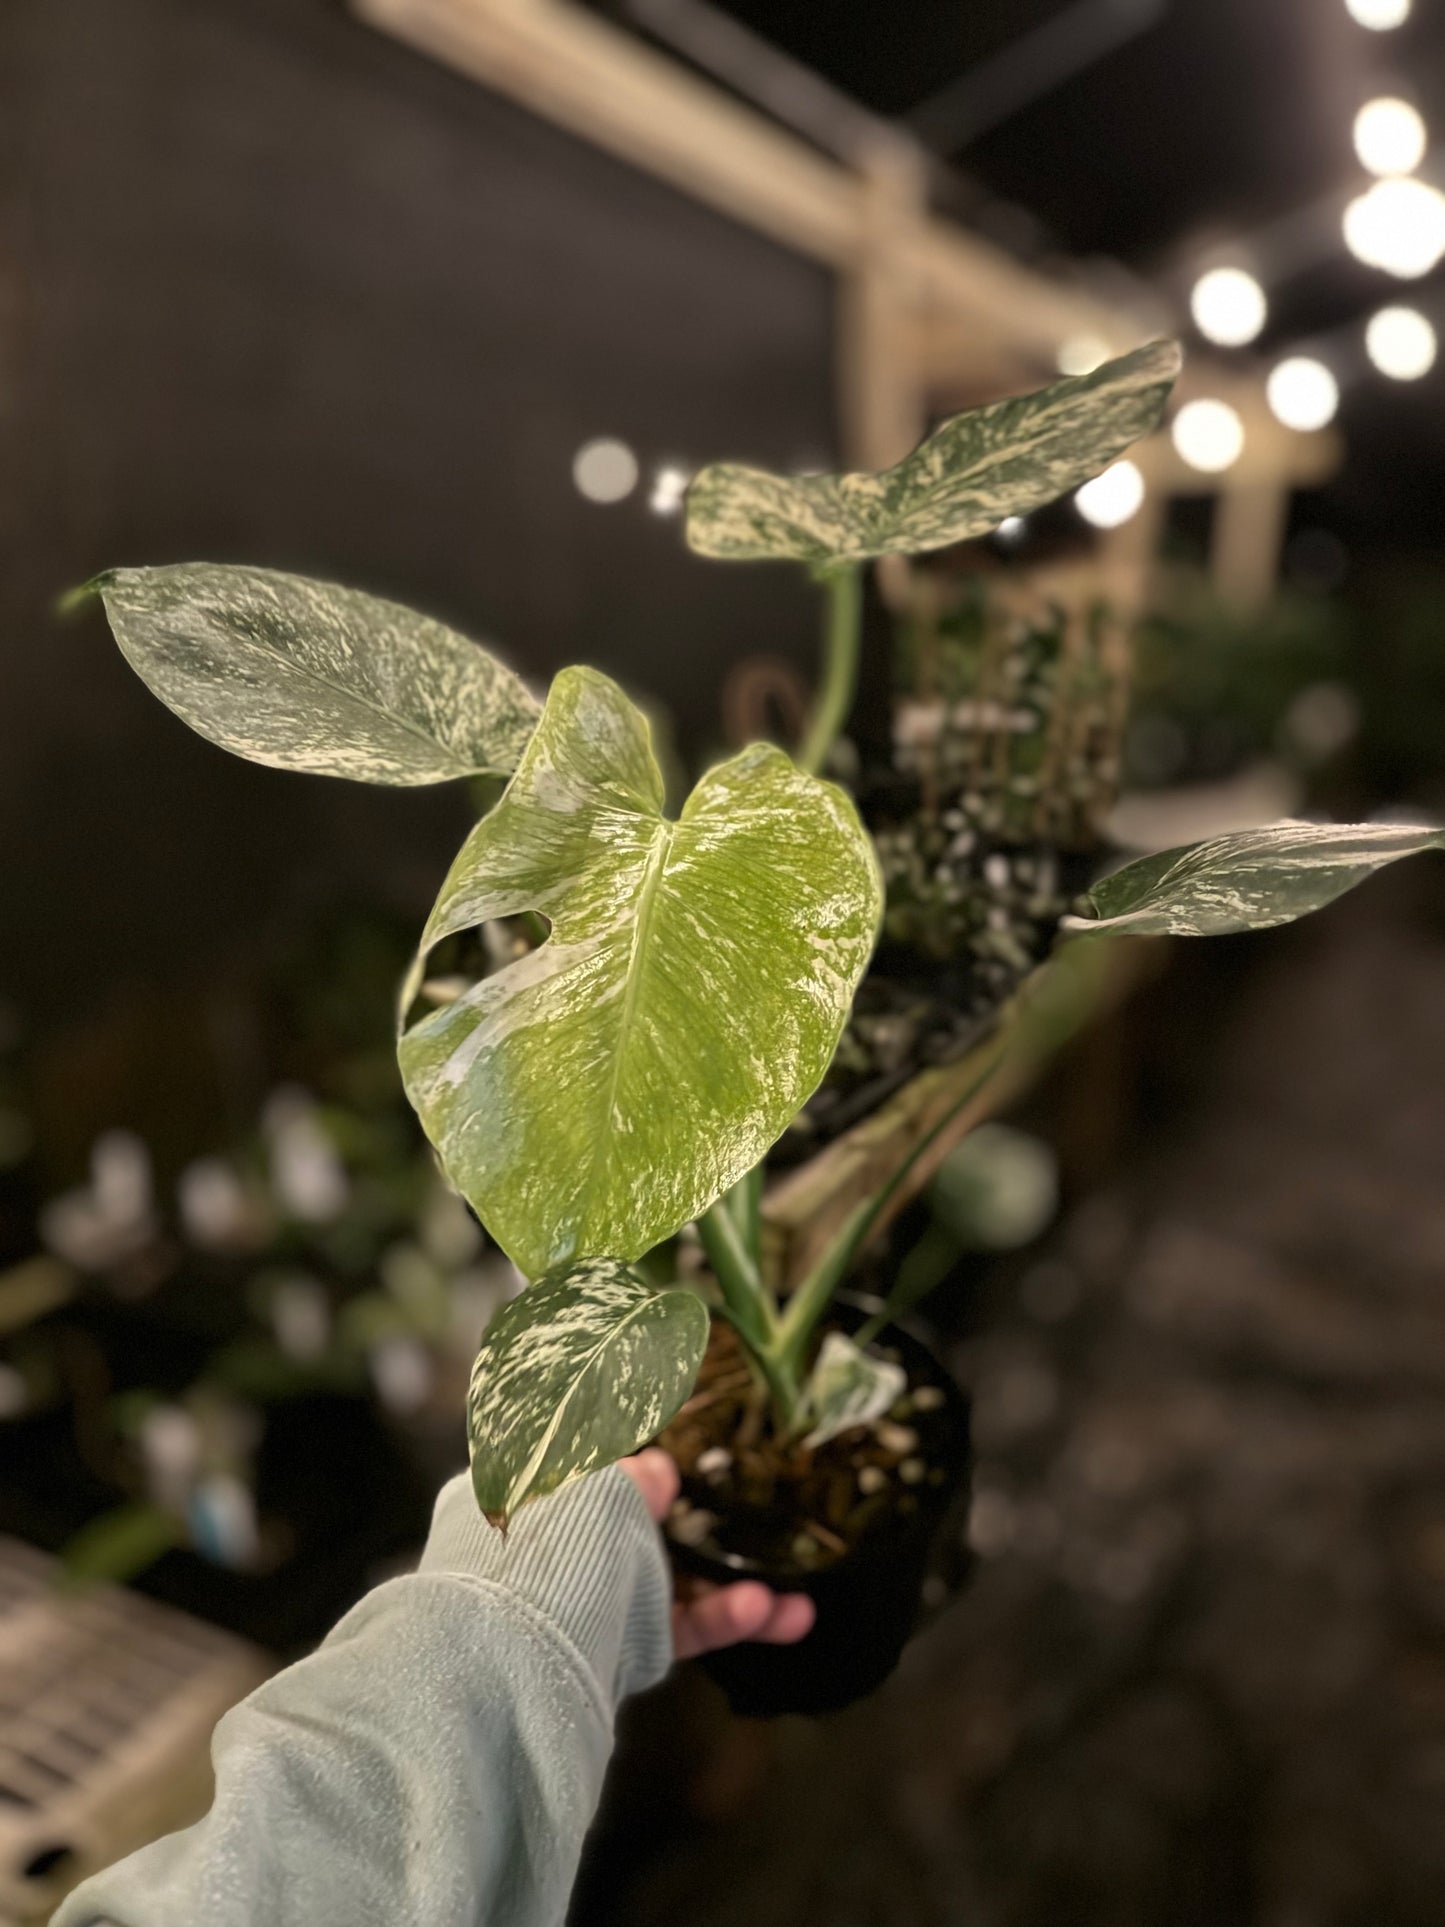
[54,572,114,620]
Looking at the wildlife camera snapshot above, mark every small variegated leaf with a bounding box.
[92,563,540,784]
[802,1331,906,1450]
[685,340,1180,566]
[467,1259,709,1526]
[398,665,882,1281]
[1063,820,1445,940]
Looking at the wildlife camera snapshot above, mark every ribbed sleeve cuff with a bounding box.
[418,1467,674,1705]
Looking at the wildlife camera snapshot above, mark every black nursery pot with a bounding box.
[667,1302,971,1719]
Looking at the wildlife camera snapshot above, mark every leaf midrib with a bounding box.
[500,1291,680,1513]
[573,819,676,1243]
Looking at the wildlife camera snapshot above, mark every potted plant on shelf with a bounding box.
[73,339,1445,1713]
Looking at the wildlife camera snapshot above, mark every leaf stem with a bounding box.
[776,1040,1011,1371]
[697,1196,802,1428]
[797,566,863,777]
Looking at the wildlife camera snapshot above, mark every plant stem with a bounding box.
[776,1040,1011,1371]
[697,1195,803,1429]
[797,565,863,777]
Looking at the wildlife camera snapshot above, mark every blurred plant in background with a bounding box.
[0,918,521,1618]
[1124,576,1356,800]
[788,576,1128,1154]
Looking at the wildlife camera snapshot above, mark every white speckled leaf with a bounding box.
[685,340,1180,566]
[467,1259,709,1525]
[1064,821,1445,938]
[802,1332,906,1450]
[398,666,882,1281]
[94,563,540,784]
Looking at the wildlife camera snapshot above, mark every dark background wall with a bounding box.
[2,0,834,1048]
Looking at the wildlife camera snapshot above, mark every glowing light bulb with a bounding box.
[572,437,638,503]
[1171,399,1244,473]
[1343,177,1445,278]
[648,464,690,515]
[1190,268,1268,347]
[1266,357,1340,432]
[1056,333,1111,376]
[1344,0,1410,27]
[1353,97,1427,177]
[1075,460,1146,529]
[1365,305,1437,379]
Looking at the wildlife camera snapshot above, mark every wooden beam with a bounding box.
[1211,478,1293,609]
[355,0,863,263]
[356,0,1339,598]
[838,144,930,472]
[356,0,1162,354]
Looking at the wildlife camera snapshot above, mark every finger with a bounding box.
[673,1579,775,1659]
[752,1592,816,1646]
[621,1448,680,1523]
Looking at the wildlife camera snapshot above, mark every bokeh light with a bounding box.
[1353,98,1427,177]
[572,437,639,503]
[1075,459,1146,528]
[1190,267,1268,347]
[1171,399,1245,472]
[1344,0,1410,26]
[1266,357,1340,431]
[1055,333,1111,376]
[648,463,690,515]
[1365,305,1437,379]
[1343,178,1445,278]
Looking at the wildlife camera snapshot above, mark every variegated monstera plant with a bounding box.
[82,342,1445,1525]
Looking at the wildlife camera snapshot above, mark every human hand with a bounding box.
[622,1448,816,1660]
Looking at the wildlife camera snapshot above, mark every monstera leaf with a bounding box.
[398,666,882,1280]
[90,563,540,784]
[467,1260,708,1526]
[801,1332,906,1450]
[1064,821,1445,938]
[685,340,1180,567]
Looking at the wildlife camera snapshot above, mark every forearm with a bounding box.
[53,1469,673,1927]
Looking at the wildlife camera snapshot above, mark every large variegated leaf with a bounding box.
[685,340,1180,566]
[467,1259,708,1525]
[91,563,540,784]
[1064,821,1445,939]
[802,1331,905,1450]
[398,666,882,1280]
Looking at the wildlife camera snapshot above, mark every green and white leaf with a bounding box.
[399,666,882,1280]
[92,563,540,784]
[1064,820,1445,939]
[685,340,1180,566]
[801,1331,906,1451]
[467,1259,708,1526]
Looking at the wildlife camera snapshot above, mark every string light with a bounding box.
[1353,97,1427,177]
[1344,0,1410,27]
[1343,177,1445,277]
[1171,399,1244,473]
[1075,460,1146,529]
[1365,305,1437,379]
[1190,268,1268,347]
[1056,334,1111,376]
[648,464,690,515]
[1266,357,1341,431]
[572,438,638,503]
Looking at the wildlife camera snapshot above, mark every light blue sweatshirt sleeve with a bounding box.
[52,1465,674,1927]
